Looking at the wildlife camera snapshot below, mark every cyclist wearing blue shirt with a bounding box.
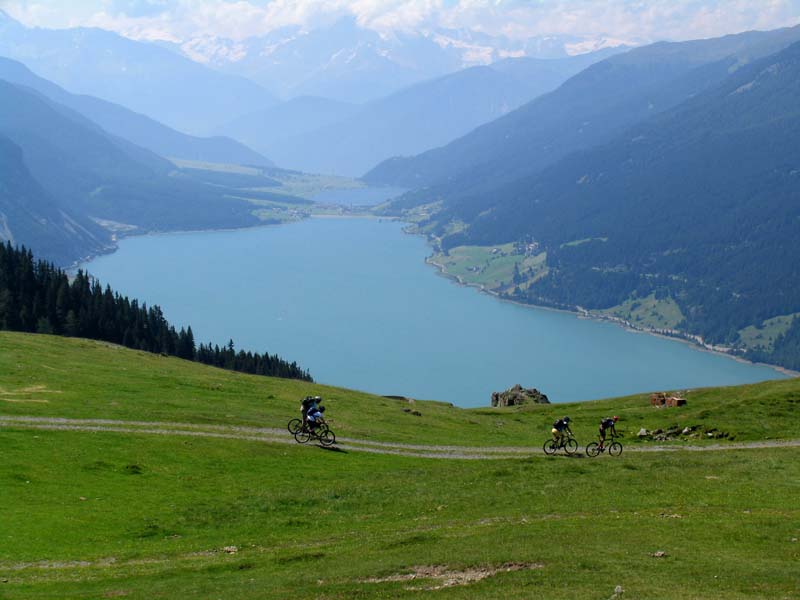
[300,396,322,429]
[306,404,325,430]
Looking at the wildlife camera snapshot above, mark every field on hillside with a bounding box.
[597,294,685,331]
[1,332,799,599]
[429,244,548,294]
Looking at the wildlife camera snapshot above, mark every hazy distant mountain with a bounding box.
[366,25,800,191]
[218,96,359,164]
[0,10,277,135]
[0,79,259,264]
[178,16,632,103]
[220,47,624,176]
[0,57,271,166]
[488,47,628,88]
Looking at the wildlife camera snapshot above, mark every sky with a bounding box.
[2,0,799,44]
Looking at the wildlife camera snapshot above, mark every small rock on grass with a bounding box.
[650,551,668,558]
[223,546,238,554]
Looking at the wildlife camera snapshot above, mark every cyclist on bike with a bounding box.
[300,395,322,429]
[306,404,325,430]
[598,416,619,450]
[552,416,573,445]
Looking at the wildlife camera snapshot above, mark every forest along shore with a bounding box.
[422,242,798,378]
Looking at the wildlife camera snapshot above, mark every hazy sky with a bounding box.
[2,0,799,43]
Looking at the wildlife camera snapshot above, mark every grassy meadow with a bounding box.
[1,331,799,598]
[430,243,548,294]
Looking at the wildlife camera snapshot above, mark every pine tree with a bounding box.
[0,243,312,382]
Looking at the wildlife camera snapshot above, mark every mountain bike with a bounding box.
[543,432,578,455]
[585,435,623,457]
[291,417,336,446]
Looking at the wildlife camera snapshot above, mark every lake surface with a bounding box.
[82,218,785,407]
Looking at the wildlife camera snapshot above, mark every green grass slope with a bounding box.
[1,331,799,599]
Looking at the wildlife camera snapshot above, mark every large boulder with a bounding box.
[491,384,550,407]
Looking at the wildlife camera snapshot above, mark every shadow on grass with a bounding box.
[316,444,348,454]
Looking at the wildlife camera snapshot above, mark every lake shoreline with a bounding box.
[78,214,798,382]
[71,208,397,273]
[75,207,406,273]
[423,253,799,380]
[80,216,789,406]
[70,220,279,273]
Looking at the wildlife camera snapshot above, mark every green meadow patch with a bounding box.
[430,243,548,293]
[1,331,799,598]
[1,430,798,599]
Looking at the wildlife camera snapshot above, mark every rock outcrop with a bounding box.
[491,384,550,407]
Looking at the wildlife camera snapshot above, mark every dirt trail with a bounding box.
[1,415,799,460]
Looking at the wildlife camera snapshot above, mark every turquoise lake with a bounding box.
[82,217,785,407]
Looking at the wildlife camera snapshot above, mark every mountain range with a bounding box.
[3,9,800,371]
[173,17,631,103]
[0,10,277,135]
[218,47,625,176]
[366,26,800,191]
[0,78,261,265]
[368,26,800,370]
[0,57,271,167]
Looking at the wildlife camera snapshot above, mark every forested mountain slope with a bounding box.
[0,136,109,263]
[0,81,259,265]
[366,26,800,194]
[0,57,271,166]
[435,42,800,369]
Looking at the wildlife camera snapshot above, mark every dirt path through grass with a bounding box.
[2,415,799,459]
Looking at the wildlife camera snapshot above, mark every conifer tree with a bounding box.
[0,243,311,382]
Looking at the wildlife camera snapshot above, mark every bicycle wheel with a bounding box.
[294,429,312,444]
[609,441,623,457]
[543,440,557,455]
[564,438,579,455]
[585,442,601,457]
[287,418,303,435]
[319,427,336,446]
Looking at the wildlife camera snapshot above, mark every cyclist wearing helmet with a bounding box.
[598,416,619,450]
[552,416,573,444]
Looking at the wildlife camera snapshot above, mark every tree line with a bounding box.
[0,242,312,381]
